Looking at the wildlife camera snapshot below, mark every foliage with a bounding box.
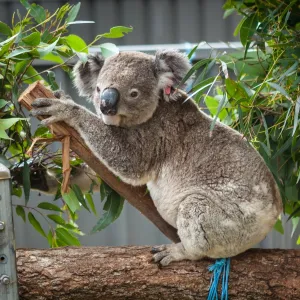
[185,0,300,243]
[0,1,131,247]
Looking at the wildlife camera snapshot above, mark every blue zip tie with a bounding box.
[207,258,231,300]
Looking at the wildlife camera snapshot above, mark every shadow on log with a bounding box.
[16,247,300,300]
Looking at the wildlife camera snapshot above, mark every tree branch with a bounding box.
[18,82,180,243]
[16,247,300,300]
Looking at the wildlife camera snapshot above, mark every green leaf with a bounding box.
[223,8,236,19]
[297,235,300,245]
[0,118,25,140]
[24,66,43,83]
[28,212,46,237]
[91,191,124,233]
[41,53,64,64]
[100,26,133,39]
[22,32,41,46]
[64,34,88,53]
[99,43,119,58]
[47,214,65,225]
[66,3,81,23]
[38,39,59,57]
[16,206,26,222]
[62,188,81,213]
[210,93,227,131]
[234,17,246,36]
[20,0,46,23]
[291,217,299,237]
[0,99,8,109]
[292,96,300,137]
[47,230,54,247]
[274,218,284,234]
[47,71,59,90]
[55,228,80,246]
[179,59,211,88]
[71,184,90,211]
[225,78,249,102]
[0,21,12,36]
[75,51,88,63]
[272,136,292,159]
[205,95,227,120]
[0,32,20,47]
[14,61,28,76]
[37,202,63,212]
[260,111,271,156]
[267,82,291,101]
[240,14,258,46]
[6,48,31,59]
[23,161,31,204]
[85,193,97,215]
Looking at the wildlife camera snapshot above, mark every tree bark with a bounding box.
[16,247,300,300]
[18,82,179,243]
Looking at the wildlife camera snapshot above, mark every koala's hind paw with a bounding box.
[150,243,190,267]
[150,245,167,254]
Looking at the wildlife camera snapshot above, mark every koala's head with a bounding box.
[73,50,191,127]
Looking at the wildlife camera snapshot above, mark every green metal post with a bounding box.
[0,164,19,299]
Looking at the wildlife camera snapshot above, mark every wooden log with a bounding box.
[16,247,300,300]
[18,81,180,243]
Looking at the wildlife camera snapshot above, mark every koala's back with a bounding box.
[145,92,282,257]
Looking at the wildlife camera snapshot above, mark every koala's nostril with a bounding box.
[100,88,119,116]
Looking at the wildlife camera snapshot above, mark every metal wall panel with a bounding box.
[0,0,240,45]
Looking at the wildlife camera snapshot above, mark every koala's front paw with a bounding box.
[53,90,73,102]
[31,97,79,126]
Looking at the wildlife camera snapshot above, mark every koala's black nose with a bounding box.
[100,88,120,115]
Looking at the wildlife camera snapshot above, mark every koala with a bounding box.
[11,162,98,194]
[30,50,282,266]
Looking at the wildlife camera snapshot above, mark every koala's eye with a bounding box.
[130,89,139,98]
[96,86,100,93]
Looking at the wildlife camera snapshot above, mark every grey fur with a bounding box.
[31,50,282,266]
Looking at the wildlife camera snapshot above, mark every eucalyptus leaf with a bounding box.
[240,14,258,46]
[37,202,63,212]
[64,34,88,53]
[28,212,46,237]
[71,184,90,211]
[99,26,133,39]
[47,214,66,225]
[91,191,124,233]
[62,188,81,213]
[22,32,41,46]
[23,160,31,204]
[0,21,12,36]
[100,43,119,58]
[55,228,80,246]
[66,3,81,23]
[16,206,26,222]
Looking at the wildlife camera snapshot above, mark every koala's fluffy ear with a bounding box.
[154,50,191,100]
[73,54,105,99]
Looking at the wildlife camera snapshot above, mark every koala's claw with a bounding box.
[53,90,73,101]
[31,98,53,108]
[150,245,167,254]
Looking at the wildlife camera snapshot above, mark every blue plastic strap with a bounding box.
[207,258,231,300]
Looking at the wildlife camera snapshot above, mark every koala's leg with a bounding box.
[152,196,244,266]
